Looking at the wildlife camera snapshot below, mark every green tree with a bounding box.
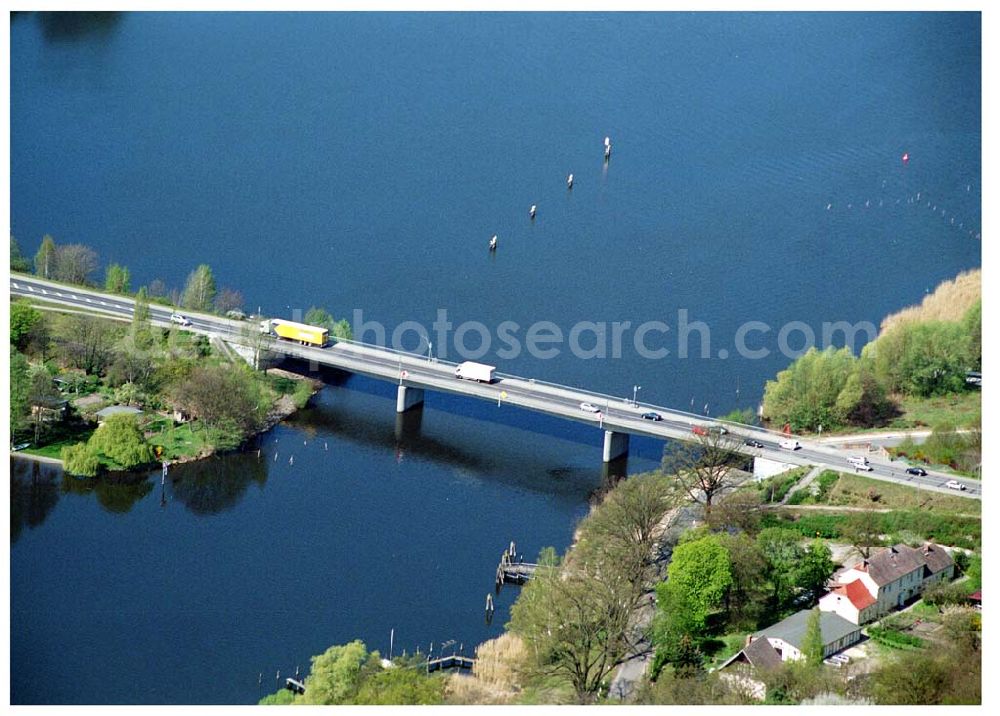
[34,234,57,279]
[864,320,970,398]
[762,347,863,431]
[962,300,981,371]
[718,531,769,628]
[756,527,806,611]
[88,413,155,469]
[258,688,298,705]
[302,640,378,705]
[61,443,101,477]
[795,540,835,603]
[130,286,154,346]
[332,319,353,341]
[718,407,756,425]
[304,306,353,340]
[10,236,32,272]
[10,347,32,439]
[869,650,953,705]
[10,301,42,348]
[656,534,732,637]
[352,667,445,705]
[114,382,145,407]
[104,263,131,294]
[181,264,217,312]
[169,364,269,448]
[26,366,61,445]
[802,608,824,667]
[509,556,633,701]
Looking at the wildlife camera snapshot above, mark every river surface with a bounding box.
[9,11,981,704]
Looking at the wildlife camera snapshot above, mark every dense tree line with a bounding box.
[258,641,446,705]
[762,290,980,433]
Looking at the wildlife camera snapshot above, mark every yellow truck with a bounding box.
[260,319,329,347]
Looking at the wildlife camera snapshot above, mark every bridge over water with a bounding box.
[10,274,980,499]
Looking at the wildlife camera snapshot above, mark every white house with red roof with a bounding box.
[819,543,954,624]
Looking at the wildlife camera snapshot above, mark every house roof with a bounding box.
[755,609,860,651]
[919,543,954,576]
[719,637,783,672]
[828,579,877,611]
[855,544,927,586]
[96,405,143,418]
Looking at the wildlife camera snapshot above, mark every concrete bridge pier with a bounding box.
[396,385,425,413]
[602,430,630,462]
[602,455,629,482]
[394,408,423,442]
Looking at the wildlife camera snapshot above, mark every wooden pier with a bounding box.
[494,540,539,592]
[425,654,476,673]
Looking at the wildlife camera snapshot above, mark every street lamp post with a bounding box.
[632,385,641,407]
[428,341,433,362]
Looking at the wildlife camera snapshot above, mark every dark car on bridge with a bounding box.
[641,412,663,421]
[744,438,765,449]
[906,467,928,476]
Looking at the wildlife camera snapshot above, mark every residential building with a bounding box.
[752,609,862,662]
[822,543,955,623]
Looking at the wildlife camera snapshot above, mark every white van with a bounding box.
[848,456,873,471]
[778,438,800,451]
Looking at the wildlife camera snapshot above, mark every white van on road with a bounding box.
[848,456,873,471]
[778,438,801,451]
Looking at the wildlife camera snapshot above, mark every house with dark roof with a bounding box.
[823,543,955,623]
[717,636,783,700]
[753,609,862,662]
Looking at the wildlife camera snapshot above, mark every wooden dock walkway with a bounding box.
[425,654,476,673]
[494,540,539,591]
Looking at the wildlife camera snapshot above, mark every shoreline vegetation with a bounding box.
[10,237,980,705]
[10,235,350,477]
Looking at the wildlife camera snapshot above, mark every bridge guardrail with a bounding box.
[12,273,811,444]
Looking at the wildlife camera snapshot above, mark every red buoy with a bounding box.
[902,152,910,163]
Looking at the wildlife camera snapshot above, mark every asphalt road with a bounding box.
[11,274,981,500]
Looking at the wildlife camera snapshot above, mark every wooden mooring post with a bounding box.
[494,540,538,593]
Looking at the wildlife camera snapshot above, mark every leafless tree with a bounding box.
[239,321,277,372]
[55,314,120,375]
[661,430,749,514]
[54,243,99,285]
[214,287,244,315]
[840,503,885,560]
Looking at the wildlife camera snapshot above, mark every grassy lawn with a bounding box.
[18,424,96,460]
[752,466,810,504]
[143,417,213,460]
[891,391,981,429]
[792,471,980,514]
[703,632,748,669]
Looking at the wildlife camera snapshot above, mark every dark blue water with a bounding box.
[11,380,657,704]
[10,11,981,704]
